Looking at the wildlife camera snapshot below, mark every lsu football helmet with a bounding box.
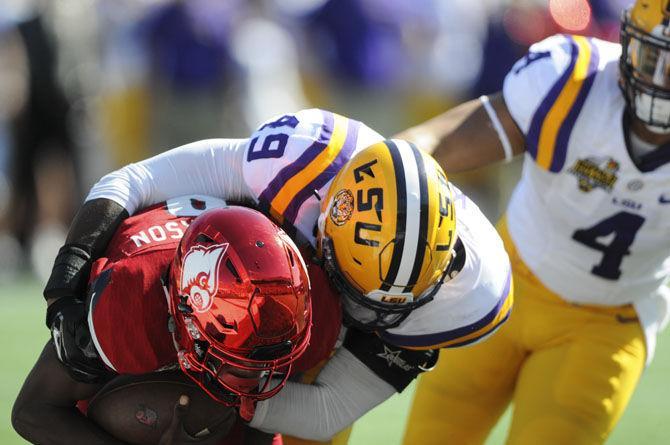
[620,0,670,130]
[167,206,311,405]
[317,139,457,331]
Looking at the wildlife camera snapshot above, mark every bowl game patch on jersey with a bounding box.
[568,156,620,192]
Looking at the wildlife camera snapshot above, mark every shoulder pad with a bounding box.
[243,109,383,245]
[503,34,601,172]
[106,196,227,260]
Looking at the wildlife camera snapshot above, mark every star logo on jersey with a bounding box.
[330,189,354,226]
[568,156,619,193]
[377,345,412,371]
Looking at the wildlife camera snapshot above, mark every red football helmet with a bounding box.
[167,206,312,405]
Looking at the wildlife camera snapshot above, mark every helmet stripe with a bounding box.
[391,140,423,290]
[380,140,406,291]
[381,140,424,292]
[403,142,429,293]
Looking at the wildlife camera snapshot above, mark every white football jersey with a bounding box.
[503,34,670,359]
[382,185,513,349]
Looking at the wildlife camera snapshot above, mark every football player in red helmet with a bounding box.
[167,206,311,406]
[13,199,333,444]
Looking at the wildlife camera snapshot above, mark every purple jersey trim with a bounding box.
[380,269,512,348]
[257,110,334,206]
[283,118,361,224]
[550,37,599,172]
[526,35,579,160]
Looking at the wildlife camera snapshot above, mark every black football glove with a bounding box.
[47,297,111,383]
[42,199,128,383]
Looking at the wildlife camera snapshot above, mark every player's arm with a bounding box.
[394,93,525,173]
[399,35,587,175]
[248,328,437,441]
[44,138,251,379]
[11,341,127,445]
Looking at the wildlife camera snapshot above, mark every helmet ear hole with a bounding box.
[195,233,216,244]
[225,259,242,283]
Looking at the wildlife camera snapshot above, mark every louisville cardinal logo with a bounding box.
[180,243,228,313]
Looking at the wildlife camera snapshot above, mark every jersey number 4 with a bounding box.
[571,211,645,280]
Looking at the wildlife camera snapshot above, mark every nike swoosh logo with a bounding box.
[660,194,670,204]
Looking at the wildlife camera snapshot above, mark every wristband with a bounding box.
[43,245,92,302]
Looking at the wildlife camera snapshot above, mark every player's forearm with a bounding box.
[12,404,128,445]
[86,138,252,216]
[13,343,124,445]
[44,198,128,303]
[395,94,524,173]
[249,348,396,441]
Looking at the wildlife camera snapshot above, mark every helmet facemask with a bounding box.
[321,236,450,331]
[620,9,670,131]
[173,297,306,405]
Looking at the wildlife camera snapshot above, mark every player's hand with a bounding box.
[47,297,110,383]
[159,396,233,445]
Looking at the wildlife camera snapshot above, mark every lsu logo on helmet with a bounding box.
[330,189,355,226]
[180,243,228,313]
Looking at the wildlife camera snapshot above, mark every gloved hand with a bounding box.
[47,297,110,383]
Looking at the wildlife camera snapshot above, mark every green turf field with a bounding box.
[2,277,669,444]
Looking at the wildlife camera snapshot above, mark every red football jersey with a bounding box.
[87,196,342,376]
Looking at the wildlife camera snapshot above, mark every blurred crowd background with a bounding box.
[0,0,630,286]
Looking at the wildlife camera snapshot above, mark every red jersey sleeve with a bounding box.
[291,261,342,373]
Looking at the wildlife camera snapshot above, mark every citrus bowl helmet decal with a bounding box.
[620,0,670,130]
[167,206,312,406]
[318,139,457,330]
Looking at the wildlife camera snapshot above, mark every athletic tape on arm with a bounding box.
[480,95,513,162]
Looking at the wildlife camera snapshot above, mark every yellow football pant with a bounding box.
[403,218,646,445]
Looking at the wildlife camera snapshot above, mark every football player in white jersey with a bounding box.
[397,1,670,444]
[41,108,512,443]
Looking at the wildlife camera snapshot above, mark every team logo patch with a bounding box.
[180,243,228,313]
[330,189,354,226]
[568,157,619,193]
[135,404,158,428]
